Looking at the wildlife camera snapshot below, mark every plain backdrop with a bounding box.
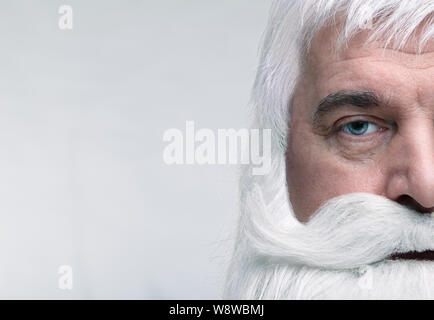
[0,0,270,298]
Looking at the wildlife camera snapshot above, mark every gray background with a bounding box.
[0,0,270,298]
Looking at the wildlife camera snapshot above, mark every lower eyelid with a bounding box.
[330,119,394,157]
[337,126,389,146]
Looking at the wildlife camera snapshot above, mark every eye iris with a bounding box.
[346,121,369,135]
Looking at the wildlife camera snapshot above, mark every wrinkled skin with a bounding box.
[286,27,434,222]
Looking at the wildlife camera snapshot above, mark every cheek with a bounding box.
[286,130,383,222]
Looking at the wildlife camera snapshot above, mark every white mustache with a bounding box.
[244,186,434,269]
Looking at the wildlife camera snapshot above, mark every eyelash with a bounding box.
[325,116,395,156]
[333,117,390,142]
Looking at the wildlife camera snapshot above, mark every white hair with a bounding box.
[224,0,434,299]
[255,0,434,152]
[226,191,434,299]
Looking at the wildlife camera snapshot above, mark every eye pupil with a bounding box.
[346,121,369,135]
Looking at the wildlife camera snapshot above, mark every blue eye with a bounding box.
[341,121,379,136]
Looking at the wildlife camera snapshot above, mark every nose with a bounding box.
[396,195,433,214]
[385,122,434,213]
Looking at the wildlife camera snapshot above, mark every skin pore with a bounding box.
[286,26,434,222]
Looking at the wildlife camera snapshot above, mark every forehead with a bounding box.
[308,24,434,68]
[305,25,434,105]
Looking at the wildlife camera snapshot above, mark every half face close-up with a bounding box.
[225,0,434,300]
[286,27,434,222]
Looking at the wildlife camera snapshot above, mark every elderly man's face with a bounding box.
[287,28,434,222]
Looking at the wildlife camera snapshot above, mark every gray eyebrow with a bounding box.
[313,91,380,124]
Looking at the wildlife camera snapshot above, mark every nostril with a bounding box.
[396,195,434,214]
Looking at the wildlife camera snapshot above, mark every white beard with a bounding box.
[225,185,434,299]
